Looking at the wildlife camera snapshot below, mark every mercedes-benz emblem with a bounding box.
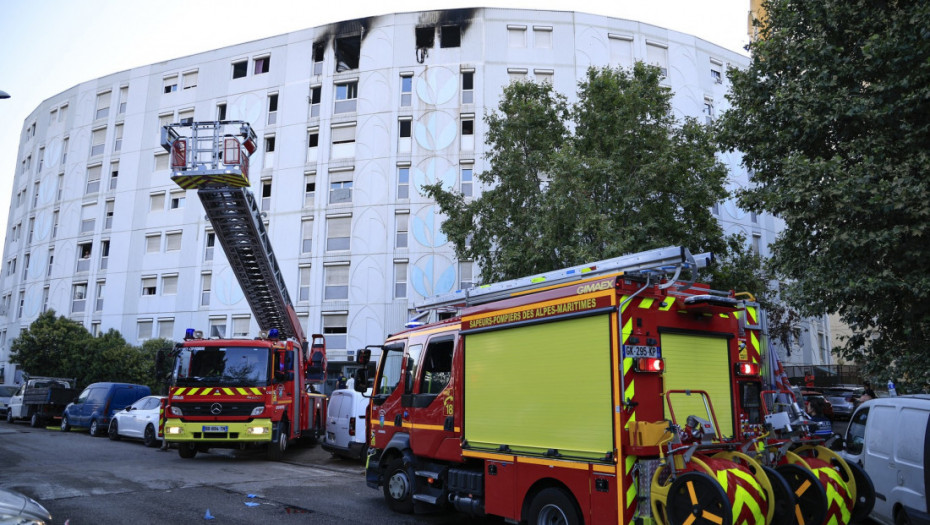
[210,403,223,415]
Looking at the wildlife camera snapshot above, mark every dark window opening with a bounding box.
[416,27,435,48]
[217,103,227,120]
[440,25,461,48]
[232,60,248,79]
[335,35,361,72]
[265,136,275,152]
[308,133,319,148]
[399,120,411,138]
[268,94,278,112]
[313,43,325,63]
[310,86,321,104]
[462,119,474,135]
[462,72,474,90]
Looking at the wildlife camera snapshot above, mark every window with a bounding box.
[145,234,161,253]
[324,264,349,300]
[61,137,68,165]
[118,86,128,114]
[398,118,412,153]
[204,232,215,261]
[751,211,758,224]
[162,274,178,295]
[113,124,123,152]
[182,70,198,89]
[22,253,29,280]
[85,165,102,194]
[534,69,553,84]
[329,170,353,204]
[95,281,105,312]
[159,318,175,339]
[299,265,312,301]
[141,276,157,296]
[232,316,250,338]
[461,71,474,104]
[232,60,248,79]
[150,192,165,212]
[264,135,276,155]
[334,82,358,113]
[419,337,454,394]
[47,248,54,277]
[216,103,227,121]
[394,262,407,298]
[304,174,316,206]
[170,191,185,209]
[326,216,351,251]
[460,261,475,289]
[400,75,413,106]
[533,26,552,49]
[261,179,272,211]
[95,91,111,120]
[646,41,669,77]
[71,283,87,313]
[104,200,114,230]
[395,213,409,248]
[49,108,58,124]
[309,86,321,118]
[267,93,278,125]
[508,25,526,48]
[108,162,119,190]
[99,240,109,270]
[752,234,761,256]
[163,75,178,94]
[461,166,473,197]
[334,35,360,72]
[307,128,319,163]
[42,287,49,313]
[201,273,211,306]
[441,25,461,48]
[37,148,45,172]
[704,98,715,125]
[397,167,410,199]
[209,317,227,338]
[76,242,92,272]
[90,128,106,156]
[253,55,270,75]
[165,231,182,251]
[312,43,325,75]
[155,153,169,171]
[59,104,68,123]
[461,115,475,150]
[301,219,313,254]
[27,217,34,243]
[711,69,722,84]
[56,173,63,201]
[16,291,24,319]
[508,68,528,82]
[331,123,356,159]
[138,319,153,342]
[178,109,194,126]
[322,313,347,349]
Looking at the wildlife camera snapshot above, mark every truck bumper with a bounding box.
[163,419,273,443]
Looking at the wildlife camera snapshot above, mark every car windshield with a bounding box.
[175,346,271,387]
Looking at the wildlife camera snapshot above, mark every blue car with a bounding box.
[60,382,151,437]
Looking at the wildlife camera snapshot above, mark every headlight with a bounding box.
[169,406,183,416]
[245,426,269,435]
[250,406,265,416]
[166,426,184,435]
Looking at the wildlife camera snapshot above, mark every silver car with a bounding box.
[0,487,52,524]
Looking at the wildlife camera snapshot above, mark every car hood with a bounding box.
[0,488,52,523]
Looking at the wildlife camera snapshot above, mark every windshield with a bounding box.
[174,346,271,387]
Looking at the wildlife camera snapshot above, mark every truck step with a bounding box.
[415,470,441,479]
[413,494,439,505]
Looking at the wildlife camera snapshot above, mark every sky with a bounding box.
[0,0,751,240]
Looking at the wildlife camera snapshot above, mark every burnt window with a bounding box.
[335,35,361,72]
[440,25,461,48]
[416,26,435,48]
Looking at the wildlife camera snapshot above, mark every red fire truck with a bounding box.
[356,246,874,524]
[159,121,326,460]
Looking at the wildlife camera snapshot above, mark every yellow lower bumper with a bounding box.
[163,419,273,443]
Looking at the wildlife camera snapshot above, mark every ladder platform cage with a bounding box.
[160,121,257,189]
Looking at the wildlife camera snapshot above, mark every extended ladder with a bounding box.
[416,246,712,313]
[161,121,303,341]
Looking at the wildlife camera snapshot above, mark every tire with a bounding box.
[89,419,101,437]
[382,456,415,514]
[178,442,198,459]
[665,472,731,525]
[30,413,42,428]
[143,424,158,448]
[60,415,71,432]
[896,507,914,525]
[527,487,582,525]
[267,421,288,461]
[108,420,121,441]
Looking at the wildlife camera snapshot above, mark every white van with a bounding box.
[840,394,930,525]
[322,388,369,459]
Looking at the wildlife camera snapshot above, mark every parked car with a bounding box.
[108,395,165,447]
[839,394,930,525]
[5,377,77,427]
[322,388,370,459]
[823,388,857,420]
[801,390,834,420]
[0,385,18,417]
[61,382,151,437]
[0,487,52,524]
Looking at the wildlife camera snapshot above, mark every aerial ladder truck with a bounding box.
[159,121,327,460]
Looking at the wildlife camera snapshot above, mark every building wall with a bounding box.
[0,8,828,385]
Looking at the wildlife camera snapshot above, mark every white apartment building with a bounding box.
[0,8,831,386]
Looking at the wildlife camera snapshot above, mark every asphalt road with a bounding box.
[0,422,487,524]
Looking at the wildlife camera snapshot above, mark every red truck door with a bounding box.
[406,334,459,461]
[371,341,407,450]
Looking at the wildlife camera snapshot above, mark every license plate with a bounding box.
[202,425,228,433]
[623,345,660,358]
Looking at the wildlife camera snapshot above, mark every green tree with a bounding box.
[717,0,930,391]
[9,310,92,380]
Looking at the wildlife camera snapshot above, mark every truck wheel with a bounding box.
[178,443,198,459]
[383,457,415,514]
[108,420,121,441]
[267,422,288,461]
[143,424,158,448]
[89,419,101,437]
[527,487,581,525]
[60,416,71,432]
[30,413,43,428]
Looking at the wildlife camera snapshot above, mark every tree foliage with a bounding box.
[9,310,165,390]
[426,64,734,284]
[718,0,930,391]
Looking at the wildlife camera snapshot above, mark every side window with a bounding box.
[404,344,423,393]
[76,387,92,404]
[375,343,407,401]
[845,407,870,455]
[419,337,454,395]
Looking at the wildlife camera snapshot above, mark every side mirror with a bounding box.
[828,433,845,451]
[354,369,369,394]
[356,349,371,365]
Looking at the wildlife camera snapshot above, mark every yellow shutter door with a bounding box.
[661,333,734,437]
